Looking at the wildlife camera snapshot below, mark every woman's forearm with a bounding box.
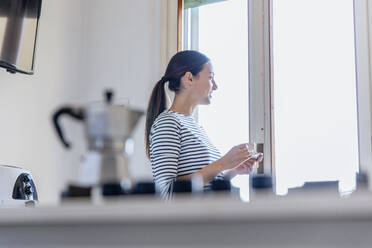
[178,144,254,184]
[177,159,225,185]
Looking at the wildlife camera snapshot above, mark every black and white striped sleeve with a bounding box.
[149,115,181,199]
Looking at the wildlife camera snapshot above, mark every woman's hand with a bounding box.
[184,144,262,185]
[219,144,254,171]
[223,153,263,180]
[234,153,263,174]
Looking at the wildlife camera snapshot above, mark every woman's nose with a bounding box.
[212,80,217,90]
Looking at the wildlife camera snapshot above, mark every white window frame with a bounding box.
[354,0,372,189]
[248,0,273,176]
[183,7,199,51]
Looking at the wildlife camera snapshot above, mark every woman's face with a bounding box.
[192,62,217,105]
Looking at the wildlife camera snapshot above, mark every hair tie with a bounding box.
[161,76,168,83]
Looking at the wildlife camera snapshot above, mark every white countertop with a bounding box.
[1,189,372,226]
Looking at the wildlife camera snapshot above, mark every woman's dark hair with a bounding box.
[145,50,210,158]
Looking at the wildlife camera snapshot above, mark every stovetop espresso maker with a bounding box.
[53,90,143,197]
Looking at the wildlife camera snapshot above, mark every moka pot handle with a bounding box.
[52,106,85,148]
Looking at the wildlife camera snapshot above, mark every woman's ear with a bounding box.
[181,72,194,89]
[184,71,193,82]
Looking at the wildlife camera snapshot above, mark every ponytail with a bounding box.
[145,77,167,158]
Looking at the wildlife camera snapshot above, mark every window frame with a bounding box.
[178,0,275,176]
[354,0,372,189]
[176,0,372,190]
[248,0,274,176]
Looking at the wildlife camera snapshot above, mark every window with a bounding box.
[272,0,359,194]
[182,0,250,199]
[180,0,365,197]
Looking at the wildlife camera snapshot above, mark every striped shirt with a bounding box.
[149,109,224,199]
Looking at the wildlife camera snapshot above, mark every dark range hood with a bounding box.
[0,0,42,75]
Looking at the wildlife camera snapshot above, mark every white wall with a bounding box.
[78,0,161,181]
[0,0,162,204]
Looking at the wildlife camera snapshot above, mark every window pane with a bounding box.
[198,0,249,155]
[195,0,249,199]
[273,0,359,194]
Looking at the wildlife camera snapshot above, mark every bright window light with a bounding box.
[197,0,249,199]
[273,0,359,195]
[198,0,249,155]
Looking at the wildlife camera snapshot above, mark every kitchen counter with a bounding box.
[1,190,372,248]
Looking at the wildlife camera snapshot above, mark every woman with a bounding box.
[145,50,263,199]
